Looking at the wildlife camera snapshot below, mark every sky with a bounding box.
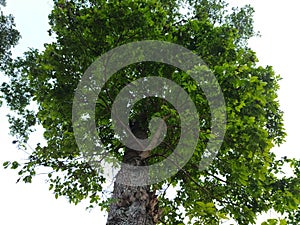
[0,0,300,224]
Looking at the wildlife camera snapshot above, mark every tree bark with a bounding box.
[106,121,160,225]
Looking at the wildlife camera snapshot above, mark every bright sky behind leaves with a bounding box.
[1,1,299,224]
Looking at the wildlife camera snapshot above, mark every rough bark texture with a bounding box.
[106,121,160,225]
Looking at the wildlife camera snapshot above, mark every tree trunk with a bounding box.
[106,121,160,225]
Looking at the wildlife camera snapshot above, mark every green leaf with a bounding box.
[3,161,10,169]
[11,161,19,169]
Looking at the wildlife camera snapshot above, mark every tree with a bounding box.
[2,0,300,224]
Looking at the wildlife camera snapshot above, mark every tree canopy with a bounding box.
[0,0,20,70]
[2,0,300,224]
[0,0,20,109]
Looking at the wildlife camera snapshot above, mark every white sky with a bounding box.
[0,0,299,224]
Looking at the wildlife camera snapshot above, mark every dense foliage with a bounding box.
[2,0,300,224]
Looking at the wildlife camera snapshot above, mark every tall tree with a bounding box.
[2,0,300,224]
